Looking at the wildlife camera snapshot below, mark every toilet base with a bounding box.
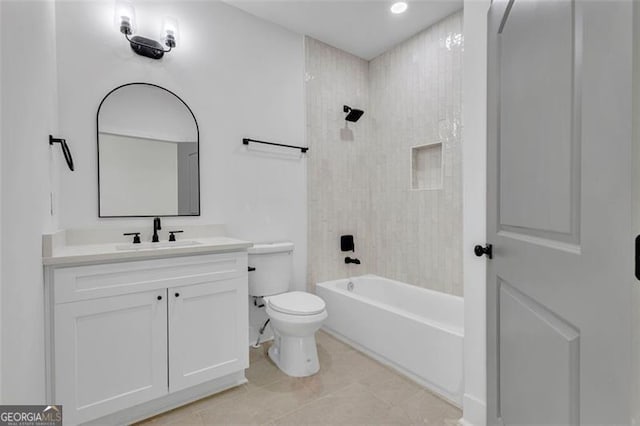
[268,334,320,377]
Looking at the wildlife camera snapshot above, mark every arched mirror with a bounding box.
[97,83,200,217]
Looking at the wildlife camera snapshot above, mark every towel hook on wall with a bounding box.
[49,135,75,171]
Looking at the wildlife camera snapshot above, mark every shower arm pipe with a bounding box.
[242,138,309,153]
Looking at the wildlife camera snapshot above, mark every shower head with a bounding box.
[343,105,364,122]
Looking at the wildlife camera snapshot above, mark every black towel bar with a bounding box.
[242,138,308,153]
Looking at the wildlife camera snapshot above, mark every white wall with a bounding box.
[461,1,489,425]
[54,1,307,290]
[1,0,60,403]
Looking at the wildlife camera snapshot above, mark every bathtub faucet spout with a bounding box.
[345,257,361,265]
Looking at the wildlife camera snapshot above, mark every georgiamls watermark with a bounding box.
[0,406,62,426]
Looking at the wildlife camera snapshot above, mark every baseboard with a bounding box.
[321,326,462,408]
[460,392,486,426]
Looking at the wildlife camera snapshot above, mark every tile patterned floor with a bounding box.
[136,331,461,425]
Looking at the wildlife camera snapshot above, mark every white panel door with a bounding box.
[486,0,634,424]
[168,277,248,392]
[54,289,168,425]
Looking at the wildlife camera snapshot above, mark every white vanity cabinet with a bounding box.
[45,251,249,426]
[54,289,169,423]
[168,277,247,392]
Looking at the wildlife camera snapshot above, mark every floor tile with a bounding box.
[244,347,289,388]
[271,383,411,425]
[395,389,462,425]
[358,363,425,406]
[136,331,462,426]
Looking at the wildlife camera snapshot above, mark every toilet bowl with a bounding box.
[265,291,327,377]
[248,242,327,377]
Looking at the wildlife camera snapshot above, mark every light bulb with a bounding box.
[162,16,179,48]
[114,0,136,35]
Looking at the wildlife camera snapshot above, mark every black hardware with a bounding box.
[118,11,175,60]
[474,244,493,259]
[126,34,172,60]
[97,83,201,218]
[152,217,162,242]
[168,230,183,242]
[243,138,309,153]
[635,236,640,280]
[341,235,355,252]
[123,232,141,244]
[253,296,265,308]
[343,105,365,123]
[157,295,163,300]
[248,266,256,272]
[49,135,75,171]
[175,292,180,298]
[345,257,361,265]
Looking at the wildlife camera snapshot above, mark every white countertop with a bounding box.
[42,225,253,266]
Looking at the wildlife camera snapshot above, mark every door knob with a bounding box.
[474,244,493,259]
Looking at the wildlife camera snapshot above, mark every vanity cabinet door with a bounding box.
[54,290,168,425]
[168,277,248,392]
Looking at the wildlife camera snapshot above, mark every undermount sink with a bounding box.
[115,240,202,251]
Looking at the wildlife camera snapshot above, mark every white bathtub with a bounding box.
[316,274,464,406]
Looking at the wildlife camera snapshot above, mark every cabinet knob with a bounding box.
[175,292,180,298]
[157,295,163,300]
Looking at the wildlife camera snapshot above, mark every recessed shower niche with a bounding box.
[411,141,443,190]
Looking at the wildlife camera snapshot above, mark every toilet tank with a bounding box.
[247,242,294,297]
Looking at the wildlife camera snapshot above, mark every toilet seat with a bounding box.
[267,291,326,316]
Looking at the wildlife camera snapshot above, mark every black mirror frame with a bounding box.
[96,82,201,218]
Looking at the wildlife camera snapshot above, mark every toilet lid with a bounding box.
[268,291,326,315]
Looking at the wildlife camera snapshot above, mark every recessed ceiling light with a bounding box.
[390,2,408,14]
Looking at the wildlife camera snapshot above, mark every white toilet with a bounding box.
[248,242,327,377]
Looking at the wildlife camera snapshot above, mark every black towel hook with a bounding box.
[49,135,75,171]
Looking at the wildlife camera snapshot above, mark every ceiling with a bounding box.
[224,0,463,60]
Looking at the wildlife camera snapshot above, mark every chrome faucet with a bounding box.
[152,217,162,242]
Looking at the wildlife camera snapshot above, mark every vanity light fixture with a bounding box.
[115,0,179,60]
[390,1,408,14]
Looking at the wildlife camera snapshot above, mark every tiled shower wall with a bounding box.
[306,11,463,296]
[305,37,372,289]
[368,12,463,295]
